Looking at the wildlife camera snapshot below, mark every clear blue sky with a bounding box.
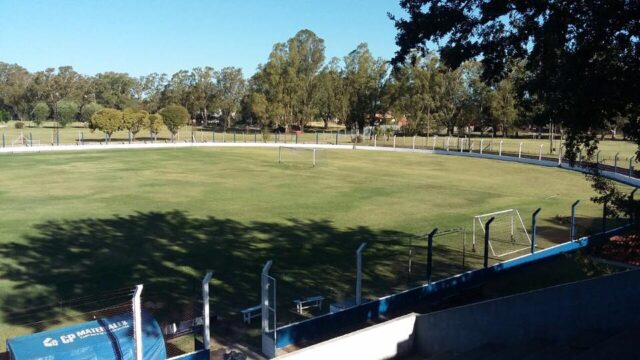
[0,0,406,77]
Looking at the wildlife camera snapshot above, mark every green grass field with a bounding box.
[0,147,633,349]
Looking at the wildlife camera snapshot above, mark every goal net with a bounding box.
[472,209,531,258]
[278,146,326,167]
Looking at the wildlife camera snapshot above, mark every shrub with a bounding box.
[14,121,24,129]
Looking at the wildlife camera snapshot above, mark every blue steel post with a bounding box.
[484,217,495,268]
[426,228,438,284]
[571,200,580,241]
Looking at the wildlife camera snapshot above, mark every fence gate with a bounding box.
[261,261,277,358]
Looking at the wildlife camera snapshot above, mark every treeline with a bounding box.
[0,29,625,137]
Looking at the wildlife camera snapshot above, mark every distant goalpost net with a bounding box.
[278,146,326,167]
[472,209,531,258]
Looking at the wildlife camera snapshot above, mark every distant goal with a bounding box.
[278,146,326,167]
[472,209,531,258]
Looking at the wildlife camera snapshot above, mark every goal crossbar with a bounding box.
[278,146,321,167]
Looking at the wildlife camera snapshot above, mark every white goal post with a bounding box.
[472,209,531,258]
[278,146,322,167]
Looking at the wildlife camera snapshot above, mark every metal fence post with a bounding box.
[128,130,132,144]
[202,271,213,351]
[484,217,495,268]
[432,136,437,151]
[532,208,541,253]
[295,133,298,144]
[393,135,396,149]
[630,188,637,224]
[2,133,4,147]
[336,132,339,145]
[630,156,636,177]
[602,200,608,233]
[427,229,437,284]
[412,135,416,150]
[316,132,319,144]
[571,200,580,241]
[480,139,484,154]
[558,146,563,165]
[233,130,236,143]
[499,140,503,156]
[614,152,620,174]
[356,243,367,305]
[596,150,601,170]
[539,144,543,160]
[132,284,143,360]
[29,132,33,146]
[518,142,523,158]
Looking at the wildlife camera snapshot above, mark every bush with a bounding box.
[14,121,24,129]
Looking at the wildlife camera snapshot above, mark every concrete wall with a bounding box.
[414,268,640,357]
[277,313,417,360]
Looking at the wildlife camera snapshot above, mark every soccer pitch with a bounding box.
[0,147,631,347]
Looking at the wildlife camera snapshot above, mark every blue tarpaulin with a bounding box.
[7,311,166,360]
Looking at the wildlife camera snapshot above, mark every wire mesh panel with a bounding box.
[0,286,137,355]
[143,277,202,358]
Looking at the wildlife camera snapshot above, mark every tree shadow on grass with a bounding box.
[0,211,466,332]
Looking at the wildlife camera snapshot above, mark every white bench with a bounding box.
[241,305,261,324]
[293,296,325,314]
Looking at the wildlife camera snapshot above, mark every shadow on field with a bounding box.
[0,211,466,331]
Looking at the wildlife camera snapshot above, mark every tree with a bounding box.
[90,108,123,141]
[147,113,164,139]
[80,103,103,124]
[242,92,268,125]
[252,30,325,129]
[391,0,640,161]
[93,72,136,109]
[215,67,246,129]
[489,77,518,137]
[435,67,467,135]
[0,62,31,120]
[160,104,189,141]
[56,100,78,127]
[387,55,443,135]
[31,102,50,126]
[343,43,389,132]
[123,108,149,141]
[314,58,348,128]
